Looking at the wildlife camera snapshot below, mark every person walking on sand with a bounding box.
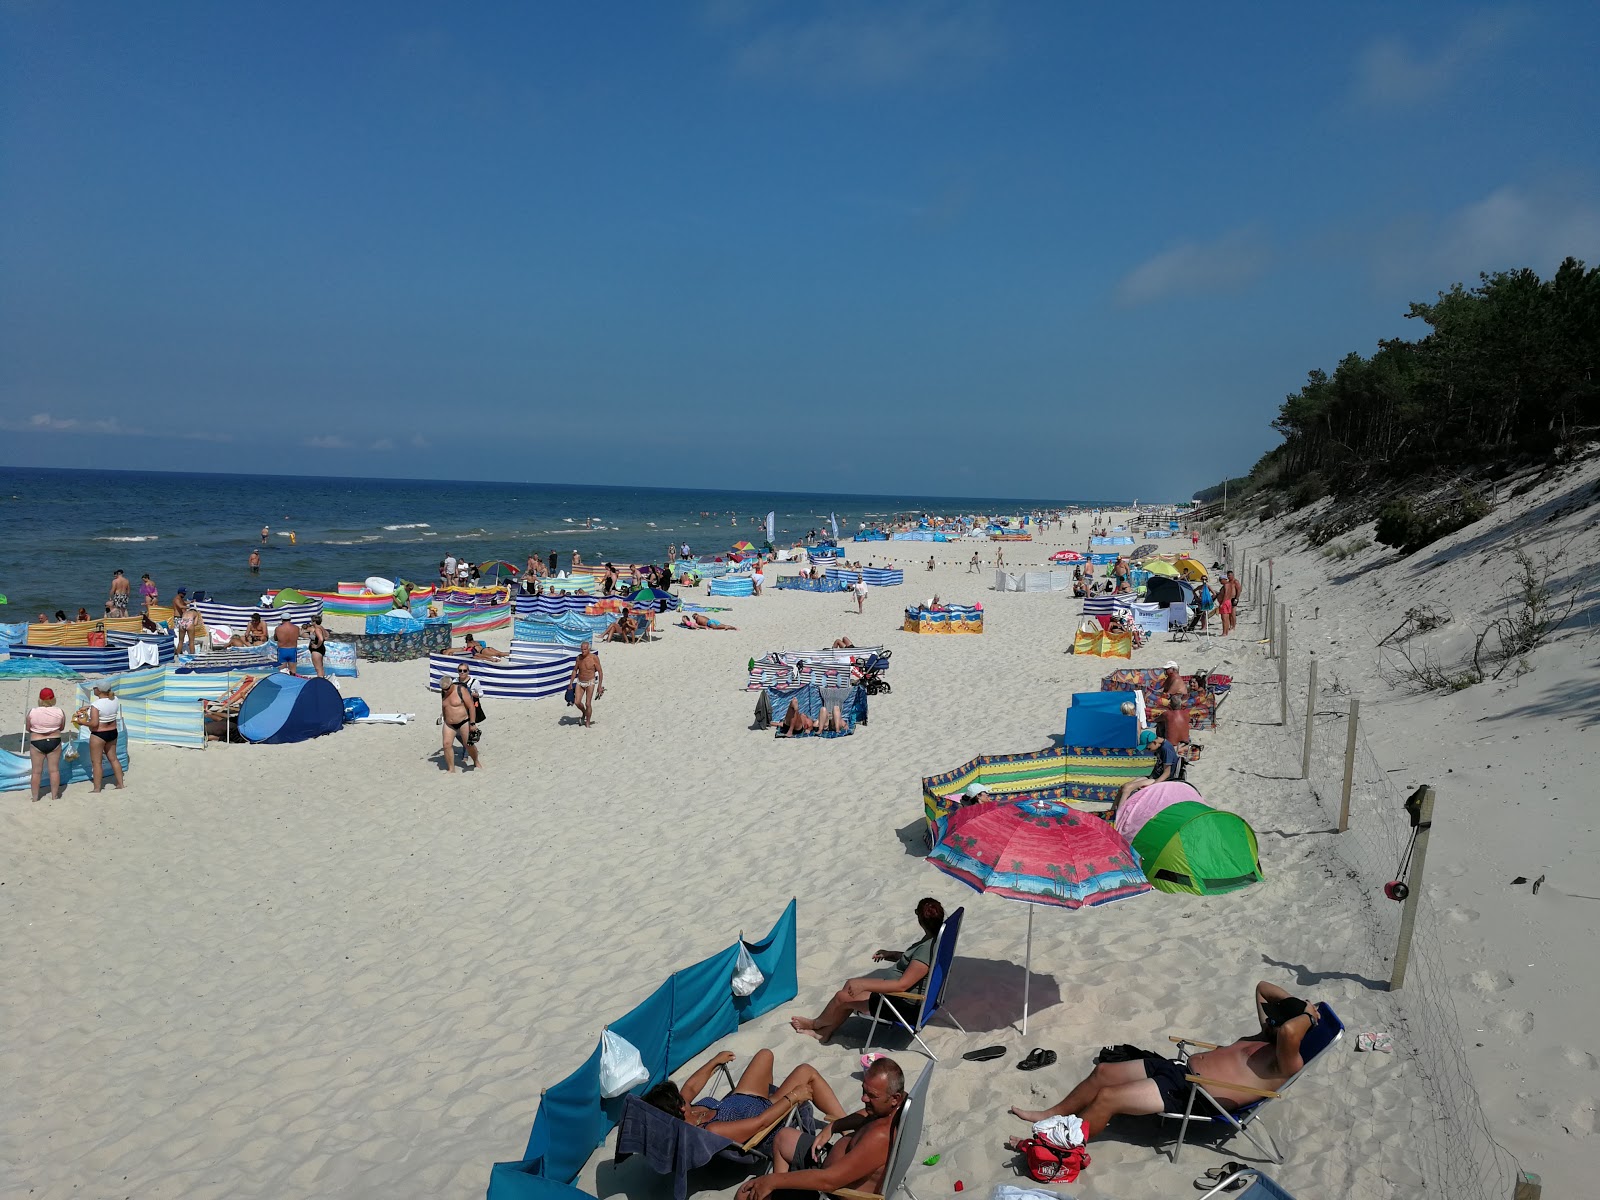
[1220,569,1240,636]
[969,551,980,573]
[994,547,1004,568]
[569,640,604,727]
[108,569,131,617]
[852,574,868,615]
[440,666,481,772]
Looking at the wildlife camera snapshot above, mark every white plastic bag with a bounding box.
[731,943,765,998]
[598,1029,649,1098]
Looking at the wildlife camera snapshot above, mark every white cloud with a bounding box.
[409,433,430,449]
[1353,11,1517,106]
[729,2,1003,91]
[0,412,232,443]
[304,435,351,450]
[1113,227,1272,307]
[1374,183,1600,288]
[370,437,396,451]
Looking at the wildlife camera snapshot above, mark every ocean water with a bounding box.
[0,467,1109,616]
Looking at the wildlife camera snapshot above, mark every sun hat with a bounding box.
[39,687,55,702]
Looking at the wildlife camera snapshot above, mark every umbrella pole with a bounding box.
[1022,905,1034,1037]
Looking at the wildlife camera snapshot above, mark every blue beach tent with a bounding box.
[1063,692,1139,748]
[237,674,344,744]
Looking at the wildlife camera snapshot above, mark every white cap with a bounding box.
[1163,660,1179,670]
[963,783,988,798]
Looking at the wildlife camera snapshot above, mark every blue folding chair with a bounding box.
[853,907,967,1060]
[1162,1002,1345,1163]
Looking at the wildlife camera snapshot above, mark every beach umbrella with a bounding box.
[732,540,755,552]
[1174,557,1207,581]
[478,560,519,582]
[928,796,1150,1033]
[1129,543,1160,560]
[1142,560,1180,578]
[1048,550,1087,564]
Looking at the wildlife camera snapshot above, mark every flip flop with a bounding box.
[1016,1048,1057,1071]
[962,1045,1006,1062]
[1193,1163,1253,1191]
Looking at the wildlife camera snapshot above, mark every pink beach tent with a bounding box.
[1114,779,1206,841]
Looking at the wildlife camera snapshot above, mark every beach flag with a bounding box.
[830,512,839,539]
[766,511,776,544]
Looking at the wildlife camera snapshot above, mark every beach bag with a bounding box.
[598,1029,649,1099]
[731,943,765,997]
[1017,1127,1089,1184]
[563,681,576,707]
[342,697,370,722]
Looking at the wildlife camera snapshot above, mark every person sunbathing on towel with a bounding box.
[737,1057,907,1200]
[644,1048,848,1147]
[777,705,817,737]
[688,612,737,630]
[1007,981,1320,1141]
[832,637,854,649]
[791,898,943,1042]
[447,634,506,660]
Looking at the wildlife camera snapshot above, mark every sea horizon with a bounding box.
[0,464,1165,617]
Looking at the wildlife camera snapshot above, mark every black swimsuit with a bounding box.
[30,737,62,754]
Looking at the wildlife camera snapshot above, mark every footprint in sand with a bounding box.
[1566,1098,1598,1137]
[1494,1009,1535,1035]
[1560,1046,1598,1071]
[1445,906,1480,923]
[1466,969,1513,995]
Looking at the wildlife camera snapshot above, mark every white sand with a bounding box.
[1224,457,1600,1199]
[6,512,1505,1198]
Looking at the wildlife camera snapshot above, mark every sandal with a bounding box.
[962,1045,1006,1062]
[1016,1048,1057,1071]
[1193,1163,1252,1191]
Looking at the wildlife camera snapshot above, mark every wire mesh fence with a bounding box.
[1271,603,1525,1200]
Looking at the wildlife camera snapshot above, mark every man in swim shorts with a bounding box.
[737,1057,906,1200]
[273,615,300,671]
[568,641,603,727]
[440,665,481,771]
[108,569,130,616]
[1007,981,1320,1138]
[249,549,261,574]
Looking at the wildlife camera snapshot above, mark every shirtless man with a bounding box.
[440,664,481,771]
[234,612,268,646]
[736,1057,907,1200]
[688,612,737,630]
[603,609,637,642]
[1008,981,1320,1138]
[248,549,261,574]
[108,569,131,617]
[273,615,300,672]
[1220,569,1241,636]
[568,641,603,727]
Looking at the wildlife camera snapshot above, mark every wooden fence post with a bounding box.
[1301,655,1318,779]
[1278,609,1289,726]
[1389,786,1435,991]
[1339,698,1359,832]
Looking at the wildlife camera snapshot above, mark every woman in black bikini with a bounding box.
[306,615,328,679]
[74,684,126,793]
[26,687,68,802]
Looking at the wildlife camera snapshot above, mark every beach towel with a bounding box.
[349,713,416,725]
[128,641,161,669]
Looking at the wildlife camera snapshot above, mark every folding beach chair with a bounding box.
[833,1060,934,1200]
[1160,1002,1344,1163]
[1192,1166,1301,1200]
[201,675,257,746]
[613,1061,811,1200]
[850,908,967,1060]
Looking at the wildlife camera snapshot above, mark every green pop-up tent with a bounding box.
[1130,800,1262,896]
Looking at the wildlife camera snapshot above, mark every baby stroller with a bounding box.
[853,650,892,695]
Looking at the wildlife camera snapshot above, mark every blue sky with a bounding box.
[3,2,1597,499]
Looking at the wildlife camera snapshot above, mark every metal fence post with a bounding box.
[1301,655,1318,779]
[1339,698,1359,832]
[1390,786,1435,991]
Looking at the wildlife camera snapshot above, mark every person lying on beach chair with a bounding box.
[791,899,942,1042]
[644,1049,848,1147]
[735,1056,908,1200]
[603,610,639,642]
[1006,981,1320,1143]
[202,676,259,741]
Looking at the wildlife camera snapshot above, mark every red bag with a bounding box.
[1018,1135,1090,1184]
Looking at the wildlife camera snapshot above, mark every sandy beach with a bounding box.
[6,509,1567,1199]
